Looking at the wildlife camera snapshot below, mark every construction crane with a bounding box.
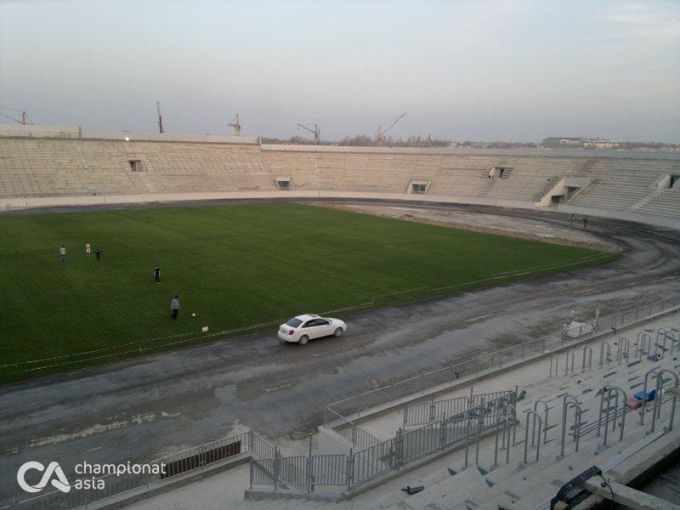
[156,101,164,134]
[297,123,320,144]
[376,112,407,145]
[228,114,241,136]
[0,105,33,125]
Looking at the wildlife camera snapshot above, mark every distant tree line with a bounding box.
[261,136,320,145]
[261,134,449,147]
[338,134,449,147]
[260,135,678,151]
[458,140,538,148]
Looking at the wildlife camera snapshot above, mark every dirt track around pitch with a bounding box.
[0,199,678,505]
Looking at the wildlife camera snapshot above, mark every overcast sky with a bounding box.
[1,0,678,142]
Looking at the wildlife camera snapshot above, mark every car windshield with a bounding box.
[286,318,303,327]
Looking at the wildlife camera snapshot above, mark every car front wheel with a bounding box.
[299,335,309,345]
[334,328,343,338]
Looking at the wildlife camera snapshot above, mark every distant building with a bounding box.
[542,137,620,149]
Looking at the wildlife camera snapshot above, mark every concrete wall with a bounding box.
[262,143,680,161]
[0,190,536,214]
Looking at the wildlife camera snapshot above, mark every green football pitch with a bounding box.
[0,203,615,382]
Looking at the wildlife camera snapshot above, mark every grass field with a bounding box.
[0,203,615,383]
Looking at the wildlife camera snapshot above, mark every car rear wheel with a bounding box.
[334,328,343,338]
[299,335,309,345]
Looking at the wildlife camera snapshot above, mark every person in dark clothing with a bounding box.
[171,295,180,320]
[95,248,103,261]
[582,217,588,229]
[153,266,161,283]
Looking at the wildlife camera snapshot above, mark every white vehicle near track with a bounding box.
[278,314,347,345]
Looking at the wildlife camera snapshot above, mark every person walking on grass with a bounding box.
[95,248,103,261]
[171,295,181,320]
[153,265,161,283]
[59,245,67,265]
[85,242,91,256]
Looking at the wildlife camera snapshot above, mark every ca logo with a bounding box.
[17,461,71,493]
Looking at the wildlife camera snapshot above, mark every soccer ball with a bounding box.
[192,313,196,317]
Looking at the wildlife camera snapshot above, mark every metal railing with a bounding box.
[550,325,680,377]
[254,340,680,496]
[403,390,514,428]
[324,408,382,450]
[640,368,680,433]
[251,393,516,494]
[326,295,680,433]
[14,431,251,510]
[251,450,352,493]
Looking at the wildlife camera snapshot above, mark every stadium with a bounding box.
[0,122,679,510]
[2,1,680,509]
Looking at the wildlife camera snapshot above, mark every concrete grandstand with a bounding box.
[2,123,680,510]
[0,124,678,229]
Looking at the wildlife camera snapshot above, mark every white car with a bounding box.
[278,314,347,344]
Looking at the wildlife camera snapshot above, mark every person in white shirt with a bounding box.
[59,245,67,265]
[171,296,181,320]
[85,242,91,256]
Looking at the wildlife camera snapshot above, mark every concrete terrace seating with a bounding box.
[636,190,680,220]
[0,138,275,197]
[570,159,680,214]
[343,327,680,510]
[1,133,679,228]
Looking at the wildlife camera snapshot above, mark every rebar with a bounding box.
[651,369,679,433]
[597,385,627,449]
[494,415,512,467]
[524,411,543,464]
[533,399,550,444]
[641,369,659,425]
[559,395,582,459]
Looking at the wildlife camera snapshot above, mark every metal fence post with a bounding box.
[439,418,448,450]
[463,410,471,469]
[249,455,253,490]
[475,415,483,465]
[273,447,279,492]
[346,449,353,491]
[307,435,313,493]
